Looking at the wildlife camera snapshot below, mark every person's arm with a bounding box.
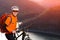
[5,17,11,26]
[5,17,12,32]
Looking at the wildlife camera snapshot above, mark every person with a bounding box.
[5,6,19,40]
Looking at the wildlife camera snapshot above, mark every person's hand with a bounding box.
[18,22,23,25]
[12,30,16,33]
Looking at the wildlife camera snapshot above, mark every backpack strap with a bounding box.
[6,15,12,26]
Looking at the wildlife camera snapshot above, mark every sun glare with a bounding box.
[29,0,60,8]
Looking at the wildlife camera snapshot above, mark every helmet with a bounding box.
[11,6,19,11]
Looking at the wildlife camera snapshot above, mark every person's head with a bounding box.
[11,6,19,16]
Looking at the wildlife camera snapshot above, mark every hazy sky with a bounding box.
[29,0,60,8]
[0,0,60,13]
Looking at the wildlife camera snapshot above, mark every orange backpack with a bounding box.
[0,13,12,33]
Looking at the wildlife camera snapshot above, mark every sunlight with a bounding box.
[29,0,60,8]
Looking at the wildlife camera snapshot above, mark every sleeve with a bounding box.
[5,17,11,26]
